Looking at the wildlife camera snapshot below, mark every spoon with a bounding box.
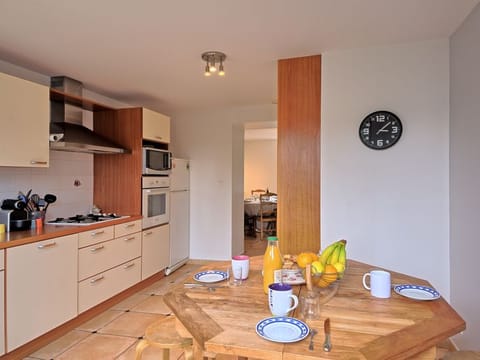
[308,329,318,351]
[43,194,57,212]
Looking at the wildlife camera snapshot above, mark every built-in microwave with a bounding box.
[142,147,172,175]
[142,176,170,229]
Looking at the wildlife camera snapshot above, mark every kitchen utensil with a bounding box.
[31,194,40,211]
[43,194,57,211]
[308,328,318,351]
[323,318,332,352]
[299,264,321,321]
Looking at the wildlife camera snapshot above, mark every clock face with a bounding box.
[359,111,403,150]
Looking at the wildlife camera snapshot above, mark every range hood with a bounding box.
[49,76,128,154]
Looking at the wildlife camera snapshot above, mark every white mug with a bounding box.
[232,255,249,280]
[362,270,391,298]
[268,283,299,316]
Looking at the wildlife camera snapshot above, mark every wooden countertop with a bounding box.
[164,256,465,360]
[0,215,143,249]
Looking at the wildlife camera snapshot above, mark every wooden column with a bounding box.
[277,55,321,255]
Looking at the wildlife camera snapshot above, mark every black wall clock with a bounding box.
[359,110,403,150]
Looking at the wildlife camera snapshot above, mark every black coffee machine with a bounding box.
[0,199,31,232]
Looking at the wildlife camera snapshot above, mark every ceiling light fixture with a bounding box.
[202,51,226,77]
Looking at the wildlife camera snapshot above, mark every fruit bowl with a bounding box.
[309,262,346,304]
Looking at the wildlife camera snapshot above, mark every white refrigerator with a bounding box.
[165,158,190,275]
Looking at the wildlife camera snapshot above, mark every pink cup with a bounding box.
[232,255,250,280]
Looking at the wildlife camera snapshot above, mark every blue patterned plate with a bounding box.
[393,284,440,300]
[256,317,309,343]
[193,270,228,283]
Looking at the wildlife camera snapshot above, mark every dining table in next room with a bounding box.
[163,256,465,360]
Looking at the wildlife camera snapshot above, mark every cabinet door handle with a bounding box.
[124,263,135,269]
[37,241,57,249]
[31,160,48,165]
[91,230,105,236]
[90,245,105,252]
[124,236,136,241]
[144,231,153,236]
[90,275,105,284]
[125,223,135,228]
[155,136,163,140]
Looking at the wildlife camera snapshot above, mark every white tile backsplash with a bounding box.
[0,151,94,220]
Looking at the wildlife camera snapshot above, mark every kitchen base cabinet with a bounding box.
[0,250,4,356]
[78,257,141,313]
[6,235,78,351]
[77,220,142,313]
[142,224,170,279]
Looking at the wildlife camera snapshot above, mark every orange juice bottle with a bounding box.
[263,236,283,294]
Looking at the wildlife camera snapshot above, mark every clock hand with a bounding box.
[376,121,392,135]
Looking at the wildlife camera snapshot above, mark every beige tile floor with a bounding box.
[24,262,203,360]
[23,237,266,360]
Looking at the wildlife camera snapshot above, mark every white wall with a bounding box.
[450,3,480,350]
[244,139,277,198]
[171,104,276,260]
[321,40,451,298]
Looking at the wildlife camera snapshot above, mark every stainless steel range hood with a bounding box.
[49,76,128,154]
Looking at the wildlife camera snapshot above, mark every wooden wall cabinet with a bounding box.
[0,72,49,167]
[94,107,170,216]
[6,235,78,351]
[142,224,170,279]
[142,108,170,143]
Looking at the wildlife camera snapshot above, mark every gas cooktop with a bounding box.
[47,214,130,226]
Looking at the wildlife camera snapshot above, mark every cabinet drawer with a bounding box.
[78,257,141,313]
[114,219,142,238]
[78,233,141,281]
[78,226,114,248]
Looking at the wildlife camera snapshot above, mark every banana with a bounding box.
[327,244,341,265]
[318,242,338,265]
[338,243,346,266]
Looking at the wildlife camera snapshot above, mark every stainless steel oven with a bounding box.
[142,176,170,229]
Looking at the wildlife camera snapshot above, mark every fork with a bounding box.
[308,329,318,351]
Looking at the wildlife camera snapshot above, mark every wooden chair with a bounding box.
[135,315,193,360]
[251,189,266,198]
[257,193,277,239]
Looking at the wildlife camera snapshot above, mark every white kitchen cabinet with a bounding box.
[78,225,115,248]
[142,224,170,279]
[78,257,141,313]
[77,220,142,313]
[6,234,78,351]
[0,72,49,167]
[78,232,141,281]
[0,250,4,356]
[114,219,142,238]
[142,108,170,143]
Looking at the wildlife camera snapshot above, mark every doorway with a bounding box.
[243,123,277,254]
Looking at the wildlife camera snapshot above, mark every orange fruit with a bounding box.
[296,253,312,268]
[321,264,338,283]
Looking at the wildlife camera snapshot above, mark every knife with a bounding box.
[323,317,332,352]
